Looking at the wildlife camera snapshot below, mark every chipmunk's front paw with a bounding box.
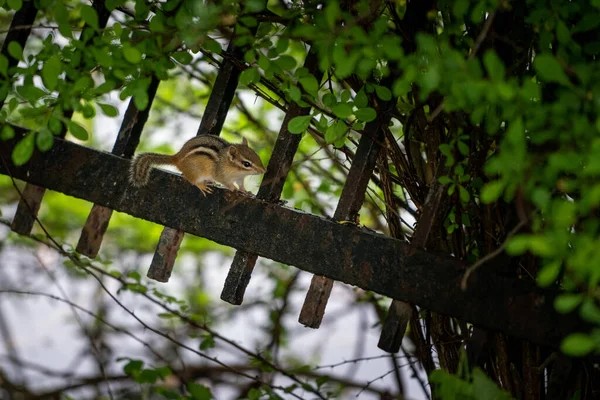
[196,183,213,197]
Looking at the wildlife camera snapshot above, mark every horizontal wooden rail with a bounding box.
[0,135,585,349]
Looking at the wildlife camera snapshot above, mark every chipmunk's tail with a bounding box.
[129,153,174,187]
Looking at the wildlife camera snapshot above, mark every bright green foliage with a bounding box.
[431,356,514,400]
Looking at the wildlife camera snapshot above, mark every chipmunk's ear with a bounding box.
[228,146,239,159]
[242,137,248,146]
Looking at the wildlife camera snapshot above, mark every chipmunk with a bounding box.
[129,135,265,196]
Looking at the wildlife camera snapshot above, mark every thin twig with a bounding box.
[460,219,527,290]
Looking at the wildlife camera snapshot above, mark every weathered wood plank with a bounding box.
[299,89,396,328]
[0,135,585,349]
[222,49,323,305]
[77,76,161,258]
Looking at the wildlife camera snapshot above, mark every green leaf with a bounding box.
[245,0,265,12]
[133,91,148,110]
[0,54,8,77]
[7,41,23,61]
[73,76,94,93]
[322,92,335,107]
[98,103,118,117]
[275,37,289,54]
[203,37,222,54]
[239,67,260,85]
[123,359,144,375]
[316,375,330,387]
[374,85,392,101]
[332,103,353,119]
[448,184,456,196]
[453,0,469,18]
[354,107,377,122]
[55,2,73,38]
[573,13,600,33]
[36,128,54,152]
[275,55,296,70]
[171,51,193,64]
[340,89,351,103]
[7,0,22,11]
[187,383,213,400]
[537,260,561,287]
[534,54,570,85]
[200,334,216,350]
[457,140,470,156]
[287,115,312,134]
[136,369,159,384]
[472,368,513,400]
[459,186,470,203]
[123,45,142,64]
[248,388,261,400]
[148,14,165,33]
[42,56,61,91]
[580,299,600,324]
[48,117,62,134]
[354,89,368,108]
[12,133,35,166]
[81,102,96,119]
[556,20,571,44]
[506,234,530,255]
[325,119,347,144]
[483,50,505,81]
[438,176,452,185]
[554,294,583,314]
[257,53,270,70]
[288,85,301,103]
[67,121,89,140]
[299,75,319,97]
[480,180,504,203]
[80,5,99,30]
[561,333,597,356]
[1,125,15,141]
[155,365,172,379]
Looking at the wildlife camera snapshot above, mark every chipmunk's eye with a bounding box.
[242,161,252,168]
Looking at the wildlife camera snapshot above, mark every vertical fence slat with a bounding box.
[147,228,186,282]
[298,91,396,328]
[147,37,251,281]
[378,179,447,352]
[77,76,160,257]
[220,50,322,305]
[9,1,110,235]
[2,1,39,233]
[0,0,38,109]
[197,40,247,136]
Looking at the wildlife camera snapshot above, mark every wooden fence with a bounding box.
[0,0,582,354]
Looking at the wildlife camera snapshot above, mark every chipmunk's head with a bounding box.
[225,137,266,178]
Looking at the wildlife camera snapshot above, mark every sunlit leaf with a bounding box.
[36,128,54,152]
[354,107,376,122]
[80,5,100,29]
[42,56,61,91]
[12,133,35,166]
[67,121,89,141]
[288,115,312,134]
